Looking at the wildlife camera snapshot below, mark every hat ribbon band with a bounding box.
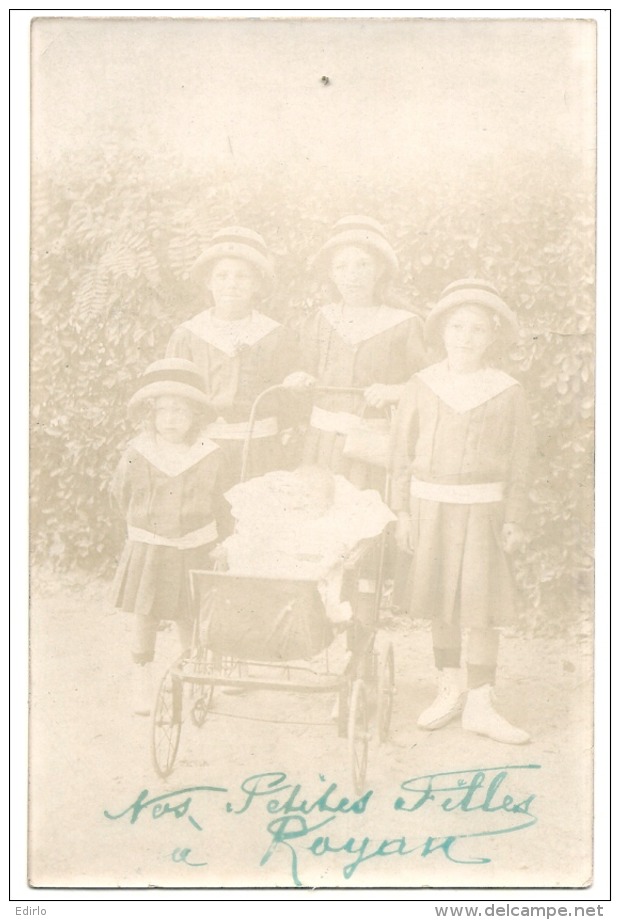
[210,234,269,256]
[135,368,206,394]
[333,222,388,240]
[442,280,499,297]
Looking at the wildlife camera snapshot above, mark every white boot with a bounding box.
[417,668,464,730]
[134,663,153,716]
[462,684,530,744]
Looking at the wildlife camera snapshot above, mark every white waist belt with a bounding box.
[310,405,389,436]
[205,415,278,440]
[410,477,505,504]
[128,520,218,549]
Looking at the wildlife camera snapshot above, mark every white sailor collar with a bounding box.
[416,361,519,413]
[131,432,220,478]
[320,303,414,348]
[182,309,281,357]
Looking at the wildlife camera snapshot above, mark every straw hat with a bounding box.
[192,226,276,293]
[128,358,211,410]
[425,279,519,343]
[313,215,399,276]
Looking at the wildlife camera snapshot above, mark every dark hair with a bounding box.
[129,397,214,444]
[318,243,391,304]
[433,304,506,367]
[202,257,266,304]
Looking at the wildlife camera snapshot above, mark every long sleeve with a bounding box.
[297,311,323,377]
[404,313,429,375]
[389,378,418,513]
[503,386,535,525]
[110,451,134,519]
[245,324,302,423]
[166,325,193,361]
[213,458,234,540]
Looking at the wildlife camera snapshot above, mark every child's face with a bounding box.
[207,258,261,318]
[154,396,196,444]
[442,305,496,371]
[329,246,383,306]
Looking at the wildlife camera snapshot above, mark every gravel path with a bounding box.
[27,573,593,890]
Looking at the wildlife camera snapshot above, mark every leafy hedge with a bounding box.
[30,146,594,628]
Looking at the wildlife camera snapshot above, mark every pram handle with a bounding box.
[240,384,373,483]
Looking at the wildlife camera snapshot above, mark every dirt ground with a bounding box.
[27,570,594,891]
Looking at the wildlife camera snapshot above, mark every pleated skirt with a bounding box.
[404,498,516,628]
[112,541,215,621]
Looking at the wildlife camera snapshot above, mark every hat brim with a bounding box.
[425,289,520,344]
[312,231,399,276]
[128,381,213,410]
[192,243,276,294]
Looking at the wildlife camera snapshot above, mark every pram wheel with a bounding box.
[151,665,183,778]
[348,679,369,794]
[376,642,395,742]
[187,646,214,728]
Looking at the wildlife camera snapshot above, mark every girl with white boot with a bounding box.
[390,279,534,745]
[111,358,232,716]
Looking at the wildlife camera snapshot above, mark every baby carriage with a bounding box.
[150,387,396,793]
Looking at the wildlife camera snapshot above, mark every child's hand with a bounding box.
[501,523,525,554]
[282,372,317,389]
[395,512,413,553]
[364,383,403,408]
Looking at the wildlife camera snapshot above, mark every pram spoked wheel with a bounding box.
[376,642,395,742]
[188,648,215,728]
[151,664,183,778]
[348,679,369,794]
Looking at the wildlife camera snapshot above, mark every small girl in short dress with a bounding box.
[111,358,232,715]
[390,279,534,744]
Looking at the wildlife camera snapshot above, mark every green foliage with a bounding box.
[30,147,594,628]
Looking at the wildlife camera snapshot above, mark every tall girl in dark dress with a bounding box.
[391,280,534,744]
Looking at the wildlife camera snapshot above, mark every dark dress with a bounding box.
[167,309,299,485]
[300,303,427,489]
[111,434,232,623]
[390,362,534,627]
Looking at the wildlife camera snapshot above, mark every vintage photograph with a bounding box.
[27,15,597,890]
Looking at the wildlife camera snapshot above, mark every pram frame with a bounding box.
[151,386,396,792]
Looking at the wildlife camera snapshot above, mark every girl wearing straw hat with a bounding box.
[285,215,427,490]
[167,226,299,486]
[283,216,427,623]
[111,358,232,716]
[390,280,534,744]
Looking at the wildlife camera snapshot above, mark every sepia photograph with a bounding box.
[23,12,602,893]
